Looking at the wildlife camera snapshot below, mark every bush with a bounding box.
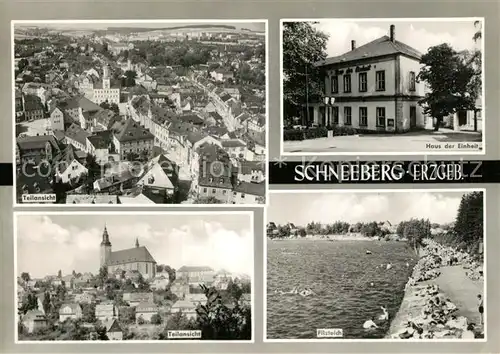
[283,129,304,141]
[303,127,328,139]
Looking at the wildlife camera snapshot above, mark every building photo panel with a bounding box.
[15,212,254,342]
[13,20,267,206]
[266,190,485,340]
[281,18,484,154]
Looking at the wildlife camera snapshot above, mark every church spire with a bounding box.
[101,224,111,246]
[135,238,139,248]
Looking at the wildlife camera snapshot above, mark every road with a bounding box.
[283,130,483,154]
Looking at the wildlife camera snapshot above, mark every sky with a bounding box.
[267,191,471,226]
[312,19,482,58]
[15,22,265,32]
[17,213,253,279]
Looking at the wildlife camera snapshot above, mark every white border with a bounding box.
[263,188,487,342]
[14,210,255,344]
[279,17,486,156]
[11,19,269,208]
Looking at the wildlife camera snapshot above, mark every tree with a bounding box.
[123,70,137,87]
[226,279,243,302]
[58,270,62,278]
[282,21,328,124]
[21,272,30,282]
[453,191,483,257]
[417,43,478,131]
[42,292,51,314]
[398,218,431,253]
[195,285,251,340]
[150,313,162,325]
[193,196,222,204]
[98,266,108,287]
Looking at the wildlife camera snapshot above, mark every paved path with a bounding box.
[434,265,484,327]
[283,130,483,153]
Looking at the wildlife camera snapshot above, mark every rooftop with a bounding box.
[113,118,154,143]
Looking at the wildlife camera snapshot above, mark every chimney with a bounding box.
[390,24,395,42]
[351,40,356,50]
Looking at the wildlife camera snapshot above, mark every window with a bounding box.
[409,71,416,91]
[212,189,216,194]
[331,76,338,93]
[358,72,367,92]
[241,194,245,198]
[376,70,385,91]
[343,74,351,93]
[359,107,368,126]
[344,107,352,125]
[376,107,386,127]
[223,190,226,194]
[332,106,339,124]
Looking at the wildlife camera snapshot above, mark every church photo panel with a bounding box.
[14,211,254,342]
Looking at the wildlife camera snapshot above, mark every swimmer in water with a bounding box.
[363,317,379,329]
[379,306,389,321]
[386,263,392,270]
[299,288,314,297]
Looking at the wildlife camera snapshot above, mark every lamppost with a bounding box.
[323,96,335,126]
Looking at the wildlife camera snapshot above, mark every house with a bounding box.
[55,145,88,184]
[170,280,190,299]
[103,318,123,340]
[17,134,58,164]
[86,130,113,165]
[49,106,65,131]
[22,310,48,333]
[137,154,177,198]
[235,161,265,184]
[176,266,215,280]
[23,95,45,121]
[65,123,91,152]
[221,139,247,158]
[112,118,154,161]
[223,87,241,101]
[150,275,170,291]
[210,68,234,82]
[135,302,158,323]
[313,24,425,132]
[95,302,116,321]
[74,292,95,304]
[122,292,154,307]
[246,114,266,134]
[232,181,265,204]
[93,109,120,131]
[91,65,121,105]
[170,300,197,320]
[59,303,83,321]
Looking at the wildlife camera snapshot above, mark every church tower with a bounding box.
[135,238,139,248]
[100,224,112,268]
[103,65,111,89]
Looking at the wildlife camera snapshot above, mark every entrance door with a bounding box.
[410,106,417,129]
[458,111,467,126]
[319,107,326,126]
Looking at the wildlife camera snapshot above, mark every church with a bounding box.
[100,225,157,279]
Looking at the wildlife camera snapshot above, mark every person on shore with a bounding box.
[477,294,484,325]
[462,323,476,339]
[363,317,378,329]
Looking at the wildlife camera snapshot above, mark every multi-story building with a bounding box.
[112,118,154,161]
[313,24,426,133]
[92,65,121,105]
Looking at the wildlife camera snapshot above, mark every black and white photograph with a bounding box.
[266,190,486,341]
[281,18,484,155]
[15,212,253,342]
[13,20,267,205]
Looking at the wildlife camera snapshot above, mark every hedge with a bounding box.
[283,126,358,141]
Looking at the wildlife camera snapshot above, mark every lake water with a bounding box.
[266,239,417,339]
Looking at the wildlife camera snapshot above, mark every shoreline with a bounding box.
[268,234,407,242]
[385,240,484,339]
